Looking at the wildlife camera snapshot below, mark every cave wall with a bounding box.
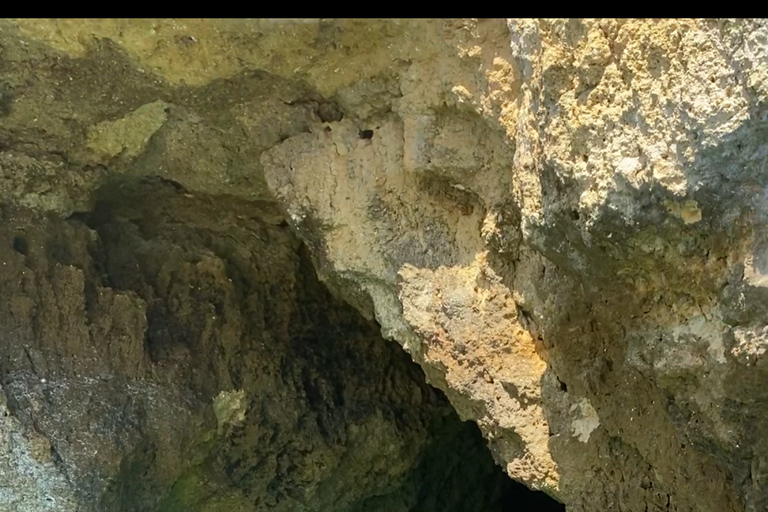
[0,178,526,511]
[0,19,535,509]
[0,17,766,512]
[261,19,768,512]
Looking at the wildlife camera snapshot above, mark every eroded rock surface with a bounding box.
[0,179,532,512]
[0,17,767,512]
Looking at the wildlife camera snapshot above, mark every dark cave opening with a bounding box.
[418,411,564,512]
[424,415,565,512]
[500,479,565,512]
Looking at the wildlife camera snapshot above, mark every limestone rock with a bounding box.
[260,18,768,512]
[1,17,767,512]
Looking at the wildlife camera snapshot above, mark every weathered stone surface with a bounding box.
[260,18,768,512]
[0,16,766,512]
[0,18,559,510]
[0,180,528,511]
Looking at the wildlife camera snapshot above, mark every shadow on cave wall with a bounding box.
[0,176,563,512]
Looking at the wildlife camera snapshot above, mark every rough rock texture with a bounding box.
[0,180,533,512]
[261,18,768,511]
[0,17,767,512]
[0,19,565,511]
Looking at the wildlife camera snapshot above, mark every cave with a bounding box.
[5,18,761,512]
[0,178,563,511]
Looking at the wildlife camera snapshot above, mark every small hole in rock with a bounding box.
[12,235,28,256]
[317,102,343,123]
[359,129,374,139]
[0,92,13,117]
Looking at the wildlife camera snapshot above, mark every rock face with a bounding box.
[0,17,767,512]
[0,179,532,512]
